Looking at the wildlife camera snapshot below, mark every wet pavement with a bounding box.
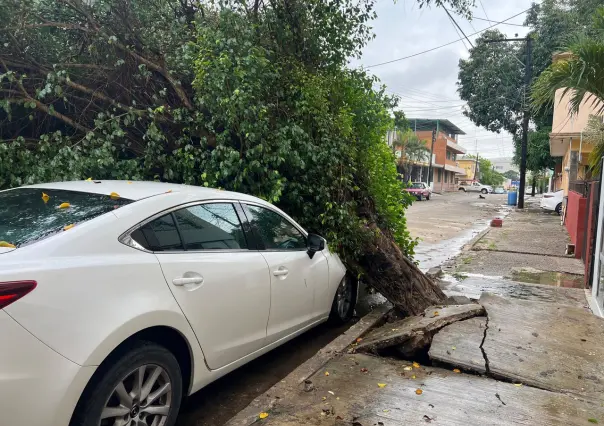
[438,274,588,308]
[406,192,512,271]
[235,294,604,425]
[447,200,586,284]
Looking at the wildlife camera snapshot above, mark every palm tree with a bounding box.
[396,133,430,181]
[532,35,604,116]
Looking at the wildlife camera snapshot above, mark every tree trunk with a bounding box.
[357,226,447,316]
[531,175,536,197]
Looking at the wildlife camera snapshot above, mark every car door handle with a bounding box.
[273,267,289,277]
[172,276,204,286]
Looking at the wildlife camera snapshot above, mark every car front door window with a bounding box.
[244,205,306,250]
[243,204,328,343]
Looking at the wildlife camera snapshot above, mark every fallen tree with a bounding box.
[0,0,471,314]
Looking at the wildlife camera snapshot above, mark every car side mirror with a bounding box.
[307,233,325,259]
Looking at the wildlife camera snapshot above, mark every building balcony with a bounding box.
[446,139,467,155]
[444,163,467,175]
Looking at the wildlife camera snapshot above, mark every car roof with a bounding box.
[21,180,262,203]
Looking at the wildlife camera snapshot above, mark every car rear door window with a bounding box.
[244,205,306,250]
[0,188,132,248]
[131,213,183,252]
[173,203,247,250]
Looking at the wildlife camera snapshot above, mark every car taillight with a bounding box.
[0,281,37,309]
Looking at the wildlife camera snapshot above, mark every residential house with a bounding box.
[457,157,479,182]
[547,52,602,287]
[407,119,467,192]
[549,52,598,194]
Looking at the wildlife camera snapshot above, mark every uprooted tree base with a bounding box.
[356,226,447,316]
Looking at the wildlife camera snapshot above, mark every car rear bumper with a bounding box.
[0,310,95,426]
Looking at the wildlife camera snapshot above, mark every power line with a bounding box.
[478,0,492,24]
[473,15,526,27]
[446,11,470,52]
[443,7,474,49]
[364,7,531,68]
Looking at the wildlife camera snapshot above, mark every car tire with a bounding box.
[555,203,562,216]
[70,341,183,426]
[426,194,431,201]
[481,188,488,194]
[459,188,466,192]
[329,276,357,325]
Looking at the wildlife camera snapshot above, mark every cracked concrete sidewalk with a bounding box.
[226,203,604,425]
[234,293,604,425]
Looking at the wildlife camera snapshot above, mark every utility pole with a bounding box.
[518,36,532,209]
[428,120,439,188]
[474,153,479,181]
[485,35,532,208]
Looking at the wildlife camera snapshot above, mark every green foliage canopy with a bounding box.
[0,0,474,273]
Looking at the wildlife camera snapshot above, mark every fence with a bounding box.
[569,180,591,197]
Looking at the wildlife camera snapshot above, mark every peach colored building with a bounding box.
[549,52,599,193]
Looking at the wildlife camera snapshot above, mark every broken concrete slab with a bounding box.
[445,295,473,305]
[254,353,604,425]
[480,293,604,401]
[356,304,485,354]
[429,317,487,374]
[426,266,443,279]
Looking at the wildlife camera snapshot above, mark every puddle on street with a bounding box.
[438,273,588,307]
[509,269,584,288]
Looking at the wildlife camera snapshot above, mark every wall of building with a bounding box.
[457,160,476,180]
[566,190,587,259]
[552,88,602,135]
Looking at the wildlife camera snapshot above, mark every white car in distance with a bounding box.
[0,181,353,426]
[458,181,493,194]
[540,189,564,215]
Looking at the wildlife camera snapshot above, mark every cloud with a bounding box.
[351,0,533,158]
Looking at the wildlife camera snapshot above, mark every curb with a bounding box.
[465,226,492,252]
[223,303,392,426]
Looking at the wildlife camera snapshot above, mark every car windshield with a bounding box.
[411,183,424,189]
[0,188,133,248]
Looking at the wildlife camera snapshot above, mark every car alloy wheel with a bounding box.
[336,278,353,320]
[100,364,172,426]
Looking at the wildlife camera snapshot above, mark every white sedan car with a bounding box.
[0,181,353,426]
[540,189,564,215]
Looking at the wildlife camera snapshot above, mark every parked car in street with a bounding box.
[540,189,564,215]
[405,182,431,201]
[458,181,493,194]
[0,181,354,426]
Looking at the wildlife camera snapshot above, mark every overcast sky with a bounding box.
[350,0,533,159]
